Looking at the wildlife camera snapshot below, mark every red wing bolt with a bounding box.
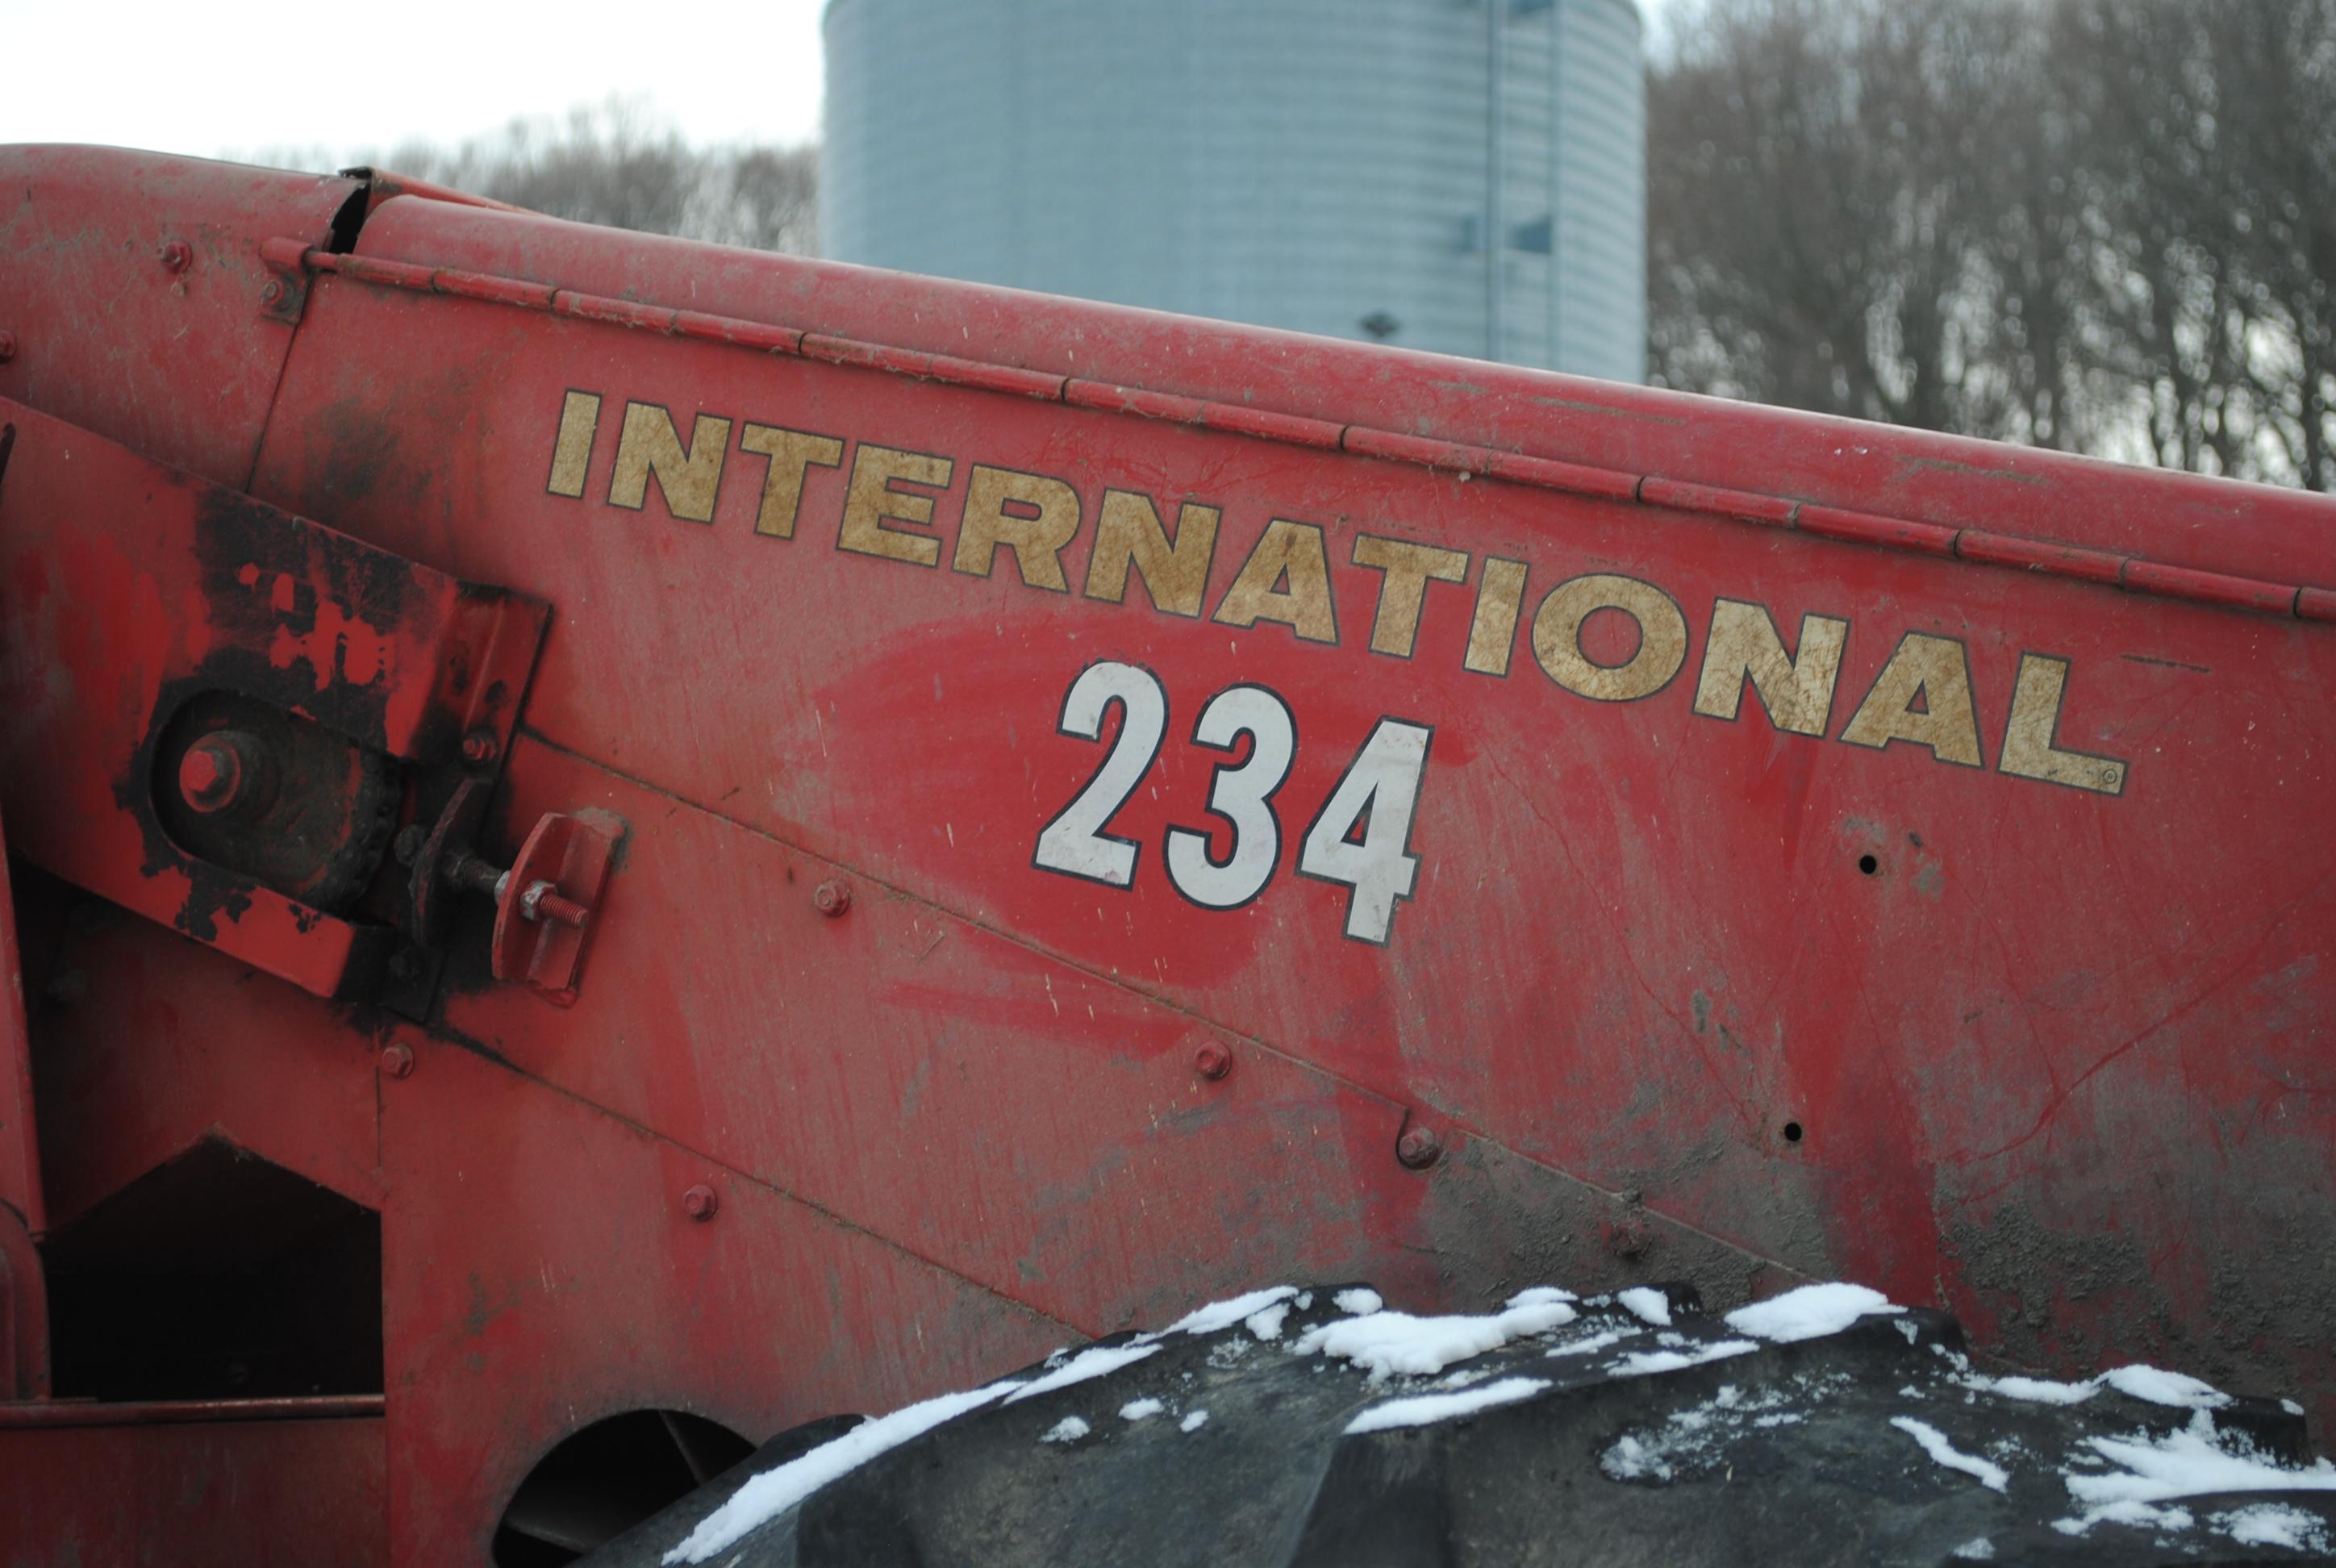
[812,880,851,917]
[1194,1042,1233,1081]
[460,728,499,767]
[1396,1125,1443,1170]
[682,1184,720,1221]
[161,241,193,273]
[0,332,16,363]
[260,278,286,306]
[380,1044,415,1079]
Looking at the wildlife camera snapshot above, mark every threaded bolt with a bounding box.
[1194,1041,1233,1081]
[812,880,851,917]
[682,1184,720,1221]
[381,1044,415,1079]
[460,728,498,767]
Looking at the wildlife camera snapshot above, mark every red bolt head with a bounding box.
[682,1183,720,1221]
[460,729,498,767]
[0,331,16,363]
[812,880,851,917]
[380,1044,415,1079]
[178,738,244,813]
[161,240,193,273]
[1194,1041,1233,1081]
[1605,1221,1652,1261]
[260,278,286,305]
[1396,1125,1443,1170]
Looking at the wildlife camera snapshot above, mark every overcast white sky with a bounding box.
[0,0,1666,165]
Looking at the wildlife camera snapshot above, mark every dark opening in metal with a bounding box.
[494,1407,754,1566]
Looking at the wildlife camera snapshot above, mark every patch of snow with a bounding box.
[1294,1298,1577,1382]
[1345,1375,1551,1434]
[2098,1364,2230,1410]
[1245,1303,1291,1341]
[1157,1287,1298,1337]
[1893,1320,1921,1345]
[1976,1374,2096,1406]
[2052,1499,2195,1537]
[1119,1399,1163,1421]
[1180,1409,1208,1433]
[1724,1282,1901,1343]
[1601,1432,1670,1482]
[1041,1416,1091,1444]
[2066,1412,2336,1511]
[1608,1341,1759,1378]
[2216,1503,2330,1553]
[664,1379,1023,1562]
[1506,1286,1578,1310]
[1891,1416,2009,1492]
[1333,1287,1383,1316]
[1003,1342,1161,1404]
[1296,1291,1313,1310]
[2283,1399,2306,1417]
[1752,1412,1804,1428]
[1950,1538,1995,1561]
[1546,1329,1631,1359]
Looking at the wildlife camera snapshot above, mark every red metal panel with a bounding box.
[244,256,2336,1438]
[0,145,359,488]
[0,810,41,1238]
[29,912,382,1230]
[345,198,2336,590]
[374,1033,1070,1566]
[0,1416,385,1566]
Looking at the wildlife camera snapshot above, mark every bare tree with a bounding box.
[265,98,819,256]
[1649,0,2336,491]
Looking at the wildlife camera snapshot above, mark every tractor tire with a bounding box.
[584,1282,2336,1566]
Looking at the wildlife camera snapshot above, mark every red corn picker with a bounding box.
[0,144,2332,1566]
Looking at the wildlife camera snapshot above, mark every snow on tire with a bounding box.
[588,1281,2336,1566]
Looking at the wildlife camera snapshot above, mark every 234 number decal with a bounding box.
[1033,661,1432,945]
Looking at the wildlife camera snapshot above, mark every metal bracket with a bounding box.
[0,398,549,1001]
[256,236,312,326]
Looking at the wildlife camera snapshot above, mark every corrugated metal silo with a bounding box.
[821,0,1646,381]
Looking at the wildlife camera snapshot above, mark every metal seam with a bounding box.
[296,246,2328,623]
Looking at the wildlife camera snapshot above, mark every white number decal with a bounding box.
[1166,686,1297,909]
[1298,719,1433,945]
[1034,661,1167,887]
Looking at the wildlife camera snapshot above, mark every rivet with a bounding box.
[1395,1124,1442,1170]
